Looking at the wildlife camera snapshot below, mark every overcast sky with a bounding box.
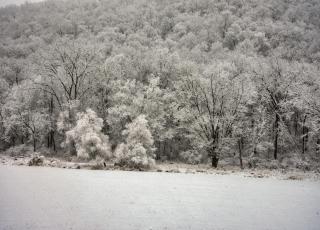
[0,0,44,7]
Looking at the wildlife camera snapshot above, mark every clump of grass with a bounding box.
[286,175,303,180]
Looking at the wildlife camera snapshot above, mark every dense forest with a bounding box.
[0,0,320,169]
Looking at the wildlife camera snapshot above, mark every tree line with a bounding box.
[0,0,320,168]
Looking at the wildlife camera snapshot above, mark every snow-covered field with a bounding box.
[0,166,319,230]
[0,0,44,7]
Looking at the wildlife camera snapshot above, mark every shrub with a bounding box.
[65,108,112,160]
[115,115,156,169]
[268,160,280,170]
[28,153,44,166]
[248,157,260,168]
[91,157,107,170]
[4,144,33,157]
[179,150,202,164]
[295,160,311,171]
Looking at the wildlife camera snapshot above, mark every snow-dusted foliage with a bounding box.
[179,150,203,164]
[65,108,111,160]
[57,100,80,134]
[1,0,320,168]
[115,115,156,169]
[1,80,49,151]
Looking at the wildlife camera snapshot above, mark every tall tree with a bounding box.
[176,61,249,167]
[252,57,301,159]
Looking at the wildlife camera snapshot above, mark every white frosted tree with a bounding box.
[115,115,156,169]
[1,80,49,151]
[175,59,251,167]
[251,57,301,160]
[65,108,111,160]
[34,38,100,108]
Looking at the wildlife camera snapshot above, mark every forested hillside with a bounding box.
[0,0,320,169]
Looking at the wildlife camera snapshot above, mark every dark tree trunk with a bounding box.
[156,141,161,160]
[69,141,77,156]
[47,130,56,150]
[33,136,36,152]
[47,97,56,152]
[317,139,320,155]
[274,113,280,160]
[238,137,244,169]
[12,136,16,146]
[302,115,308,154]
[169,140,173,160]
[211,155,219,168]
[253,146,257,156]
[51,131,56,152]
[47,134,50,148]
[294,113,299,136]
[209,146,219,168]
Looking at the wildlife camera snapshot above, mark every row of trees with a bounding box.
[0,0,320,168]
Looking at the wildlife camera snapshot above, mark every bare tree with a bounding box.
[34,39,100,108]
[252,58,300,159]
[177,67,247,167]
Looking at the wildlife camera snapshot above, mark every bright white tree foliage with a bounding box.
[66,108,112,159]
[115,115,155,168]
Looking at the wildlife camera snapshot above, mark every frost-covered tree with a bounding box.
[294,64,320,155]
[65,108,111,159]
[115,115,155,169]
[106,79,144,143]
[1,80,49,151]
[175,60,251,167]
[0,57,27,85]
[34,38,100,108]
[0,79,9,143]
[106,77,175,150]
[251,58,301,159]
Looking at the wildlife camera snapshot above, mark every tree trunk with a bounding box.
[317,139,320,155]
[238,137,243,169]
[33,136,36,152]
[302,115,308,154]
[47,97,56,152]
[209,146,219,168]
[211,155,219,168]
[253,146,257,156]
[47,134,50,148]
[274,113,279,160]
[69,140,77,156]
[169,140,173,160]
[51,131,56,152]
[155,141,161,160]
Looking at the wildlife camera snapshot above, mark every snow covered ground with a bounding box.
[0,166,319,230]
[0,0,44,8]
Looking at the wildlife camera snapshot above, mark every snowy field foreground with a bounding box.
[0,166,319,230]
[0,0,44,7]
